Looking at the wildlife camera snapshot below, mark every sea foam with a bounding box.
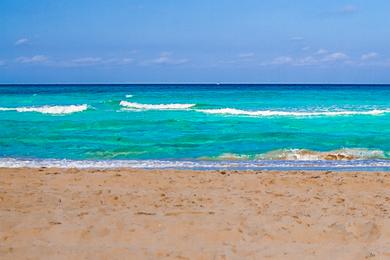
[0,104,89,115]
[196,108,390,117]
[257,148,387,161]
[120,101,195,110]
[1,157,389,170]
[205,148,387,161]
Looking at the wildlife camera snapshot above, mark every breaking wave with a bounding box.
[257,148,387,161]
[195,108,390,117]
[120,101,196,110]
[1,157,390,170]
[0,104,89,115]
[207,148,388,161]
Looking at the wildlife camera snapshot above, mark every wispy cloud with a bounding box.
[14,38,29,46]
[120,58,134,64]
[263,49,390,67]
[270,56,294,65]
[148,52,189,65]
[361,52,378,61]
[263,50,352,67]
[215,53,256,66]
[61,57,134,67]
[322,52,349,62]
[11,54,135,67]
[71,57,103,65]
[316,49,329,55]
[294,56,318,66]
[238,52,255,59]
[142,52,189,66]
[15,55,48,64]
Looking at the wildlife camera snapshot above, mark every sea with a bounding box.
[1,84,390,171]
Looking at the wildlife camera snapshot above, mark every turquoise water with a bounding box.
[1,84,390,170]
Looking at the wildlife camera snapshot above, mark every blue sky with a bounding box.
[1,0,390,83]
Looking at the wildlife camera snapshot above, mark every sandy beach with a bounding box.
[0,168,389,259]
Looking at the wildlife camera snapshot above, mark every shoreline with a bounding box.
[1,168,389,258]
[1,158,390,172]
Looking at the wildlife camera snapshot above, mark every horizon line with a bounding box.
[1,82,390,86]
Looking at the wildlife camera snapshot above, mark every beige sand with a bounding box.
[0,168,389,259]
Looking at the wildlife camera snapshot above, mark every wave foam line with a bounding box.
[259,148,388,161]
[210,148,388,161]
[0,104,89,115]
[125,94,133,98]
[1,158,390,170]
[196,108,390,117]
[120,101,195,110]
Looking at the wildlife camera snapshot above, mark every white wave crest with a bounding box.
[202,149,388,161]
[258,148,387,161]
[196,108,390,117]
[120,101,195,110]
[1,157,389,170]
[125,94,133,98]
[0,104,89,115]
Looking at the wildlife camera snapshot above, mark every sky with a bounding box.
[1,0,390,83]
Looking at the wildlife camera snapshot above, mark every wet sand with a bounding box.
[0,168,389,259]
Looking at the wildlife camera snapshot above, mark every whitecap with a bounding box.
[125,94,133,98]
[0,104,89,115]
[201,148,388,162]
[120,101,195,110]
[257,148,387,161]
[195,108,390,117]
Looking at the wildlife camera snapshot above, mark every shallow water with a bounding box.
[1,84,389,170]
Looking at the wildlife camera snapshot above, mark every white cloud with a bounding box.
[105,58,134,65]
[316,49,329,55]
[264,50,352,67]
[16,55,48,64]
[322,52,349,62]
[262,49,387,67]
[271,56,294,65]
[361,52,378,61]
[144,52,189,65]
[315,50,349,63]
[238,52,255,59]
[294,56,318,66]
[64,57,134,67]
[71,57,103,65]
[121,58,134,64]
[15,38,29,46]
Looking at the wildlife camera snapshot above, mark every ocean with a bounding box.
[1,84,390,170]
